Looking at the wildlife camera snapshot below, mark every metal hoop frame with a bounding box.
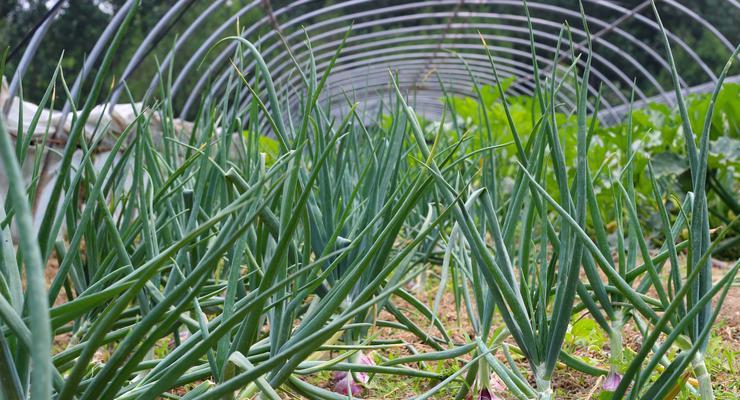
[5,0,738,126]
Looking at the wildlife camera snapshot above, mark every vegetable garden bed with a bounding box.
[1,2,738,400]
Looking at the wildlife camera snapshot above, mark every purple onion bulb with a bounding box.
[331,352,375,395]
[603,371,623,391]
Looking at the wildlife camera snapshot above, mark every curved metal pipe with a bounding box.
[4,5,62,113]
[198,0,705,109]
[195,1,688,120]
[108,0,198,109]
[9,0,736,125]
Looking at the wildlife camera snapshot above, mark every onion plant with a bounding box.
[391,4,607,399]
[0,1,738,400]
[0,15,449,400]
[394,2,738,399]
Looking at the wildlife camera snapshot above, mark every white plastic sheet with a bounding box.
[0,76,193,238]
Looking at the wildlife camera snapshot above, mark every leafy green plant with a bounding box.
[447,75,739,258]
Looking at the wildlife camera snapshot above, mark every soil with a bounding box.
[329,261,740,400]
[42,254,739,399]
